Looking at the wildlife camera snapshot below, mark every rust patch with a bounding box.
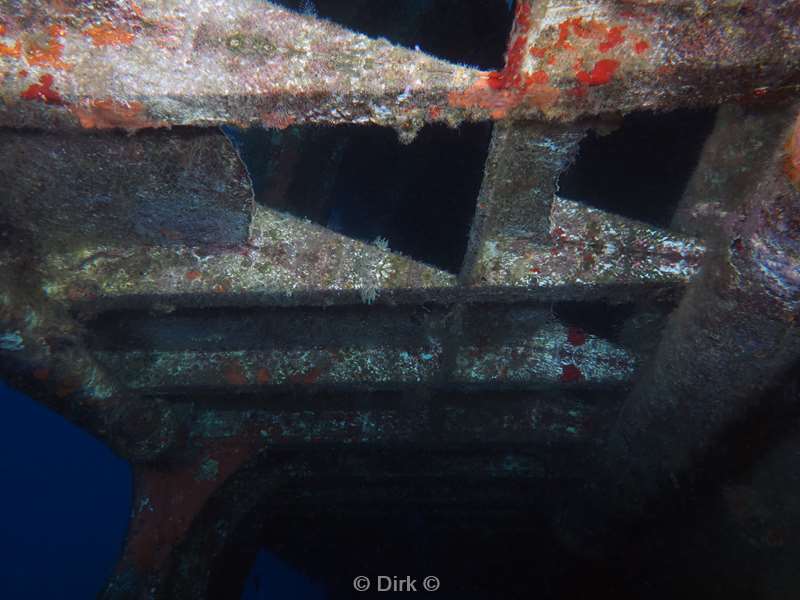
[785,113,800,189]
[256,367,271,384]
[261,110,296,130]
[560,364,583,383]
[223,360,248,385]
[32,367,50,381]
[83,22,135,47]
[70,98,163,130]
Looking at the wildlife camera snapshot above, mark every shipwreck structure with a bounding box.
[1,0,799,597]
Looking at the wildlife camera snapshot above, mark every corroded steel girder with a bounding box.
[465,196,704,296]
[0,128,254,250]
[608,105,800,515]
[0,0,476,139]
[85,304,636,391]
[0,0,798,137]
[451,0,800,121]
[0,254,181,462]
[1,1,799,598]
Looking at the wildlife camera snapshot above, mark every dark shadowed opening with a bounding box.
[271,0,514,70]
[226,123,491,274]
[558,109,717,227]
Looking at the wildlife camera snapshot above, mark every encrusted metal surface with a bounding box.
[0,128,253,250]
[468,196,704,290]
[85,304,636,391]
[1,0,797,137]
[39,205,456,309]
[0,0,476,139]
[1,1,799,598]
[451,0,800,121]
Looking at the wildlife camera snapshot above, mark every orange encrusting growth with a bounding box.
[20,73,63,104]
[83,22,135,47]
[575,59,620,86]
[557,17,626,53]
[450,6,647,119]
[448,75,560,120]
[598,26,626,52]
[567,327,587,346]
[0,39,21,57]
[129,1,145,19]
[70,98,164,130]
[449,1,561,119]
[1,23,21,57]
[25,24,72,69]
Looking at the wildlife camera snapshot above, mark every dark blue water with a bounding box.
[0,381,131,599]
[241,549,327,600]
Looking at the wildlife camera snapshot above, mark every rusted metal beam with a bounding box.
[0,255,181,462]
[0,0,478,139]
[607,104,800,514]
[40,205,457,310]
[84,303,636,391]
[451,0,800,122]
[460,120,585,281]
[0,128,254,250]
[2,0,797,137]
[89,329,632,390]
[672,103,793,239]
[106,439,608,599]
[42,198,703,312]
[465,196,705,299]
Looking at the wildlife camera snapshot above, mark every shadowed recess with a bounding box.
[558,109,718,227]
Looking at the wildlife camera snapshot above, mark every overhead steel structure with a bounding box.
[0,1,798,597]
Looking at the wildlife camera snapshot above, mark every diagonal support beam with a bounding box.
[460,120,585,282]
[41,205,457,310]
[0,0,479,137]
[465,196,705,301]
[451,0,800,122]
[2,0,797,134]
[608,105,800,514]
